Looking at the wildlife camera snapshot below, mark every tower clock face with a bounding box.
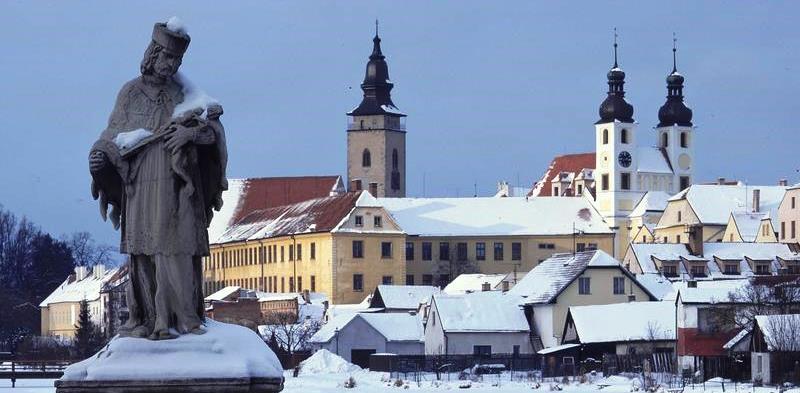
[618,151,632,168]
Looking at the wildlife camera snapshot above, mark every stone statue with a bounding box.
[88,19,228,340]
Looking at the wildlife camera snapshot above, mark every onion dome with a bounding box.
[348,21,405,117]
[597,34,634,124]
[657,39,693,127]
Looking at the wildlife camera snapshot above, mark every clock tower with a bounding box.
[594,36,640,222]
[656,37,693,193]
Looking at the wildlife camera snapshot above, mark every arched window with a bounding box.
[661,132,669,147]
[602,129,609,145]
[392,149,399,170]
[680,132,688,148]
[621,129,629,144]
[362,149,371,167]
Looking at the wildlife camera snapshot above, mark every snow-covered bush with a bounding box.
[393,378,404,387]
[343,376,357,389]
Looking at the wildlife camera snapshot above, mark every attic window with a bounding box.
[355,215,363,227]
[374,216,382,228]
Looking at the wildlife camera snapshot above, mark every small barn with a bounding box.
[751,314,800,385]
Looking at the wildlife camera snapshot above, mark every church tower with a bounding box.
[594,34,640,221]
[656,36,693,192]
[346,23,406,198]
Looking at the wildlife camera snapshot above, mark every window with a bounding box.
[577,184,583,195]
[602,129,609,145]
[438,274,450,287]
[576,243,586,252]
[473,345,492,357]
[382,276,393,285]
[355,215,363,227]
[538,243,555,249]
[280,277,285,292]
[297,244,302,261]
[422,242,432,261]
[793,197,796,209]
[352,179,362,191]
[554,186,560,196]
[374,216,382,228]
[280,246,285,262]
[677,211,682,222]
[680,176,690,191]
[381,241,392,258]
[289,277,295,292]
[297,276,303,292]
[456,242,468,261]
[405,242,414,261]
[362,149,371,167]
[392,149,399,169]
[476,242,486,260]
[679,132,688,148]
[310,242,316,260]
[621,129,629,144]
[621,173,630,190]
[353,274,364,291]
[494,242,504,261]
[613,277,625,295]
[288,245,294,261]
[793,221,797,239]
[310,275,316,292]
[601,174,609,191]
[690,265,706,277]
[662,132,668,147]
[439,242,450,261]
[352,240,364,258]
[663,264,677,277]
[422,274,433,286]
[782,221,786,240]
[578,277,591,295]
[755,264,770,275]
[723,264,739,275]
[512,242,522,260]
[406,274,414,285]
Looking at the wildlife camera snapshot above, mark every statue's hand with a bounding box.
[89,151,108,174]
[163,124,196,154]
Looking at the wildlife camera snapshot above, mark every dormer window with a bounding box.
[690,265,706,277]
[723,263,739,275]
[374,216,382,228]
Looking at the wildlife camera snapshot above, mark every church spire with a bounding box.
[597,28,634,124]
[348,21,405,117]
[658,34,693,127]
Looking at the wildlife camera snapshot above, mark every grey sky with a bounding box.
[1,1,798,246]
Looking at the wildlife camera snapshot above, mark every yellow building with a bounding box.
[722,212,777,243]
[778,184,800,246]
[40,265,118,339]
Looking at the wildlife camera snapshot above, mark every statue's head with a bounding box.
[140,21,190,79]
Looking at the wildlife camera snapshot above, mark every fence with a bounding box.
[602,352,675,375]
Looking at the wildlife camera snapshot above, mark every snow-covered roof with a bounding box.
[432,291,528,333]
[730,212,771,242]
[667,184,787,225]
[677,279,750,304]
[310,312,424,343]
[370,197,612,237]
[723,328,751,351]
[636,147,673,174]
[370,285,440,310]
[530,153,595,198]
[635,274,677,301]
[205,286,243,302]
[443,274,508,295]
[538,343,579,355]
[629,243,692,274]
[511,250,630,304]
[567,301,676,344]
[629,191,671,218]
[40,266,120,307]
[755,314,800,351]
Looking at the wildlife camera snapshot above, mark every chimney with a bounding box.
[93,265,106,279]
[779,179,789,186]
[501,281,510,292]
[349,179,362,192]
[368,182,378,198]
[717,177,726,185]
[753,189,761,213]
[481,282,491,292]
[74,266,88,281]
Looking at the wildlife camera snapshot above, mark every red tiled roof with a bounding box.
[232,176,343,224]
[216,191,362,244]
[532,153,596,197]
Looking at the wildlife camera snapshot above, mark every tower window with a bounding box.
[602,129,609,145]
[661,133,669,148]
[362,149,371,167]
[392,149,399,170]
[680,132,688,148]
[680,176,690,191]
[620,173,630,190]
[601,174,609,191]
[621,129,629,144]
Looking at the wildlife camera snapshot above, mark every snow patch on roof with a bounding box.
[668,184,786,225]
[755,314,800,351]
[636,147,673,174]
[568,301,676,344]
[208,179,246,244]
[40,266,120,307]
[629,191,671,218]
[730,212,770,242]
[444,274,508,295]
[372,285,439,310]
[433,291,528,333]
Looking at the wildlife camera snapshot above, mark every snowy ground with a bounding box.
[1,374,798,393]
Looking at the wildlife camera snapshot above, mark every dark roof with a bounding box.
[657,71,693,127]
[232,176,343,225]
[347,33,405,117]
[216,192,363,244]
[532,153,596,197]
[597,65,635,124]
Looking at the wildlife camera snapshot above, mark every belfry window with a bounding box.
[362,149,371,167]
[680,132,688,148]
[603,129,609,145]
[661,133,668,147]
[392,149,399,170]
[621,129,629,144]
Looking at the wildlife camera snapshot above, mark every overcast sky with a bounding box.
[1,1,799,246]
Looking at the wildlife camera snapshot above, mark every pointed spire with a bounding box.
[672,32,678,73]
[371,19,384,60]
[613,27,619,68]
[348,21,405,117]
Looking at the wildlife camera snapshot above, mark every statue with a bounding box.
[88,19,228,340]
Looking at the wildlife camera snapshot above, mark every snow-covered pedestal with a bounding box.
[55,320,284,393]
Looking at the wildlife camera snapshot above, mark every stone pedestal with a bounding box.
[56,321,284,393]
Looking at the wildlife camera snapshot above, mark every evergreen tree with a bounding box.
[74,299,103,358]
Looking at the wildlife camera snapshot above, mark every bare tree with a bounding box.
[763,315,800,352]
[722,278,800,331]
[261,312,321,355]
[64,231,116,267]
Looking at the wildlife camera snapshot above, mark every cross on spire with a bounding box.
[672,32,678,73]
[613,27,618,68]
